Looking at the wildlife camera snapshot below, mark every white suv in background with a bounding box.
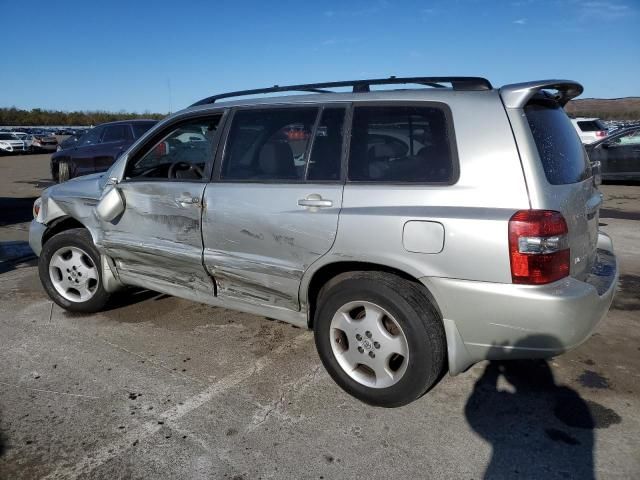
[571,117,608,144]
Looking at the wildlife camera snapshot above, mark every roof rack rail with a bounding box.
[191,76,493,106]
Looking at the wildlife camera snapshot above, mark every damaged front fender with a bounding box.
[30,172,125,293]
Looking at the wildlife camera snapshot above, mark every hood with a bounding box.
[45,172,106,201]
[38,172,107,226]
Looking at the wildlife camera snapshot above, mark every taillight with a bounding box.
[508,210,570,285]
[595,130,607,138]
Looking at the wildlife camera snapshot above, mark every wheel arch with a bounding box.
[40,216,124,293]
[42,216,87,246]
[303,260,444,329]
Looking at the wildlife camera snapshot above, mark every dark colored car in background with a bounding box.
[51,120,157,182]
[587,126,640,181]
[56,132,85,152]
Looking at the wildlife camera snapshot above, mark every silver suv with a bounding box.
[29,77,618,407]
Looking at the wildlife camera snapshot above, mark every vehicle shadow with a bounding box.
[465,336,596,480]
[13,179,56,190]
[0,241,36,274]
[0,197,38,227]
[103,289,170,312]
[0,408,7,458]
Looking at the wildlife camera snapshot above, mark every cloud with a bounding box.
[322,0,390,18]
[318,37,361,49]
[513,18,527,24]
[574,1,634,20]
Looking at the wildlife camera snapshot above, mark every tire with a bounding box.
[38,228,111,313]
[314,271,446,407]
[58,160,70,183]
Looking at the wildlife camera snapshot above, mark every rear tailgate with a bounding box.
[523,99,600,280]
[500,80,600,281]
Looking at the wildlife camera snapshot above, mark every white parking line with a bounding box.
[42,332,311,480]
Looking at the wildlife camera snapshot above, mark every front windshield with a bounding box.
[0,133,17,140]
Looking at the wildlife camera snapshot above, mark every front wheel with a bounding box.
[38,228,111,313]
[314,271,446,407]
[58,160,70,183]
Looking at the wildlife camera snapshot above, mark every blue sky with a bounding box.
[1,0,638,113]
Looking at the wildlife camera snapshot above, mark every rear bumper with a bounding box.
[422,232,618,375]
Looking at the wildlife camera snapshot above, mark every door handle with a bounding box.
[298,195,333,208]
[178,196,201,207]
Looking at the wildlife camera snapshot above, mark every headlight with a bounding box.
[33,197,42,219]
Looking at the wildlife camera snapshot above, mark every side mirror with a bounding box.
[96,186,125,222]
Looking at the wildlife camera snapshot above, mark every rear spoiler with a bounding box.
[500,80,584,108]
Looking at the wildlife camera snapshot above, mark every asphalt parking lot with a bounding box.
[1,154,639,479]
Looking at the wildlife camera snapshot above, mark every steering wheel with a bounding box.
[168,161,204,179]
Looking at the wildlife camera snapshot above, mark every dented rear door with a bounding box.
[202,105,347,311]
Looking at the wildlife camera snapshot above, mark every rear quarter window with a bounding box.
[577,120,605,132]
[348,105,456,183]
[525,100,591,185]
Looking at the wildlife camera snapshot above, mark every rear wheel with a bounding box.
[314,271,446,407]
[38,228,111,313]
[58,161,70,183]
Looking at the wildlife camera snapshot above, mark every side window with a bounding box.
[102,124,130,143]
[221,108,318,181]
[79,127,103,146]
[132,122,155,139]
[125,116,221,181]
[613,129,640,146]
[348,106,454,183]
[307,107,345,181]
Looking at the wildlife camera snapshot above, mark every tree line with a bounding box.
[0,107,166,126]
[565,109,640,121]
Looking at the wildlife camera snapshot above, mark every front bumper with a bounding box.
[0,146,25,153]
[422,232,618,374]
[29,220,47,257]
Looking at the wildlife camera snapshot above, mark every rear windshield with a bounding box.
[525,100,591,185]
[132,122,156,138]
[577,120,605,132]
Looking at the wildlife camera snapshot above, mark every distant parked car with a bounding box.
[0,132,26,154]
[571,117,608,144]
[51,120,157,182]
[11,131,28,140]
[25,133,58,152]
[56,133,85,152]
[587,125,640,181]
